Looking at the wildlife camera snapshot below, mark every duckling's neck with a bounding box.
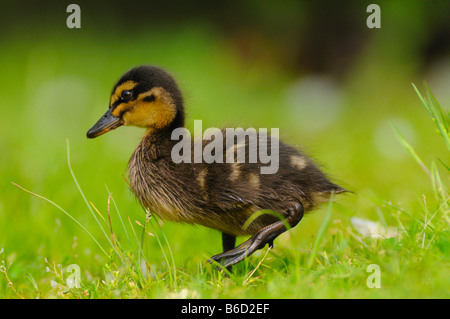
[141,111,185,161]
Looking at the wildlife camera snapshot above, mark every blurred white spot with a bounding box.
[285,75,344,132]
[105,271,115,283]
[29,75,93,134]
[140,258,148,279]
[33,75,92,108]
[374,118,416,160]
[167,288,200,299]
[66,277,75,287]
[426,57,450,108]
[351,217,399,239]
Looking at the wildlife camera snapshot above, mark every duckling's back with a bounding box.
[128,129,345,237]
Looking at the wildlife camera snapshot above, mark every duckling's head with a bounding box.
[87,65,184,138]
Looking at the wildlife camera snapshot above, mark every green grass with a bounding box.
[2,84,448,299]
[0,26,449,299]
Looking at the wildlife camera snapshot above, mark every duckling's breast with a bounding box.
[127,141,195,223]
[127,142,261,235]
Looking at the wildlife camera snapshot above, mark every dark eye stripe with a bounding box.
[143,95,155,102]
[119,106,132,118]
[111,99,122,109]
[109,85,152,109]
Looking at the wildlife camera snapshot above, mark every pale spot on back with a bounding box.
[248,173,260,190]
[197,168,208,190]
[229,162,241,182]
[225,142,247,163]
[290,155,307,170]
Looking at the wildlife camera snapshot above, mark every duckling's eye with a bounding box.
[121,90,133,101]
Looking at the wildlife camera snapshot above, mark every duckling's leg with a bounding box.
[222,232,236,252]
[210,201,304,268]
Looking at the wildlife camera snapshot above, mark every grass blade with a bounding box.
[391,123,431,177]
[306,193,334,269]
[105,185,132,248]
[413,83,450,150]
[11,182,108,257]
[147,214,177,290]
[66,139,123,262]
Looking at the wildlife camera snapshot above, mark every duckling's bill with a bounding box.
[87,108,124,138]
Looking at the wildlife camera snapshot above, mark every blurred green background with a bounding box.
[0,1,449,297]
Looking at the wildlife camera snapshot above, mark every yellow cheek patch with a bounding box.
[110,80,138,107]
[122,87,177,129]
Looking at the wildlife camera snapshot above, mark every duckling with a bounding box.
[86,65,346,268]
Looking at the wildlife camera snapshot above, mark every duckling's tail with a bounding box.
[308,182,349,208]
[332,184,350,194]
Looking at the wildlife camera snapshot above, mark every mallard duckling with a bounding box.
[87,65,346,268]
